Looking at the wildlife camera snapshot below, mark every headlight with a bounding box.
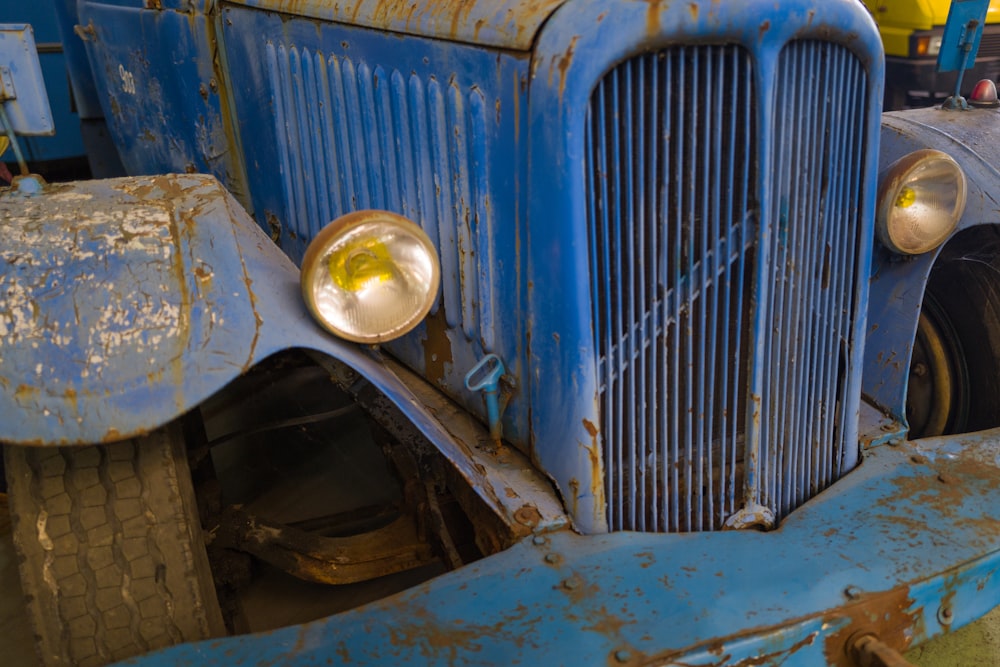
[301,210,440,343]
[876,149,966,255]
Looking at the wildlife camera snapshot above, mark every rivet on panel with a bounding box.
[938,605,954,625]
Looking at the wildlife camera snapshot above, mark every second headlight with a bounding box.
[876,149,966,255]
[301,210,440,344]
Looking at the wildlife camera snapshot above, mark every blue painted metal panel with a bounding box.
[0,2,88,159]
[527,0,884,533]
[75,1,248,201]
[937,0,991,72]
[50,0,104,120]
[113,428,1000,666]
[0,24,54,135]
[224,0,565,50]
[864,106,1000,422]
[221,6,533,455]
[0,0,93,157]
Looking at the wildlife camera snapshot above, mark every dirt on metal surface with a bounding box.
[224,0,565,50]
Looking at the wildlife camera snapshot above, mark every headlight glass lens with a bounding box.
[877,150,966,255]
[301,210,440,343]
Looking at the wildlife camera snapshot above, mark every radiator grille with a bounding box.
[587,41,868,532]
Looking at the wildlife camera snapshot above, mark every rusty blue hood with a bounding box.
[222,0,566,50]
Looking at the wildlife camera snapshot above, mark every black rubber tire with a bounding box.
[4,422,225,666]
[916,229,1000,435]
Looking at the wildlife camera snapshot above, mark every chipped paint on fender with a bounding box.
[0,175,264,445]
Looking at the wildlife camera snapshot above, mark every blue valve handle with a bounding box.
[464,354,505,442]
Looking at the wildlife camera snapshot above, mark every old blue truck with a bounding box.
[2,0,999,665]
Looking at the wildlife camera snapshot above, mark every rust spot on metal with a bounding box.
[882,449,1000,534]
[14,384,37,401]
[822,587,917,667]
[193,265,212,281]
[421,310,453,386]
[383,604,534,660]
[552,35,579,101]
[63,388,78,414]
[568,477,580,518]
[583,418,605,511]
[264,210,282,243]
[759,19,771,41]
[513,504,541,527]
[688,2,698,20]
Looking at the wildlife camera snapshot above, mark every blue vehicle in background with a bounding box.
[2,0,1000,665]
[0,1,121,180]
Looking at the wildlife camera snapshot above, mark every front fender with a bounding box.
[0,173,568,538]
[0,175,403,446]
[863,107,1000,420]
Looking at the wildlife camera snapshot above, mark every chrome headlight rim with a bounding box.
[876,149,967,256]
[301,209,441,344]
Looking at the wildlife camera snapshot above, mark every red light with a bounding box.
[969,79,1000,108]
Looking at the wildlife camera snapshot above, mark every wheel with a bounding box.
[907,229,1000,438]
[4,422,225,666]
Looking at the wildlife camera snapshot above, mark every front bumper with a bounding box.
[116,428,1000,666]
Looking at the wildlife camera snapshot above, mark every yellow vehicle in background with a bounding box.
[865,0,1000,108]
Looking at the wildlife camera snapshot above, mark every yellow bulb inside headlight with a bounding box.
[895,186,916,209]
[876,149,966,255]
[301,210,440,343]
[328,239,396,292]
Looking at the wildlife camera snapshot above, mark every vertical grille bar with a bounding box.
[588,40,867,532]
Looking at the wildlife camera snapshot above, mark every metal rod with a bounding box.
[0,104,28,176]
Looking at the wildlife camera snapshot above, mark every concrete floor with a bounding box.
[2,490,999,666]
